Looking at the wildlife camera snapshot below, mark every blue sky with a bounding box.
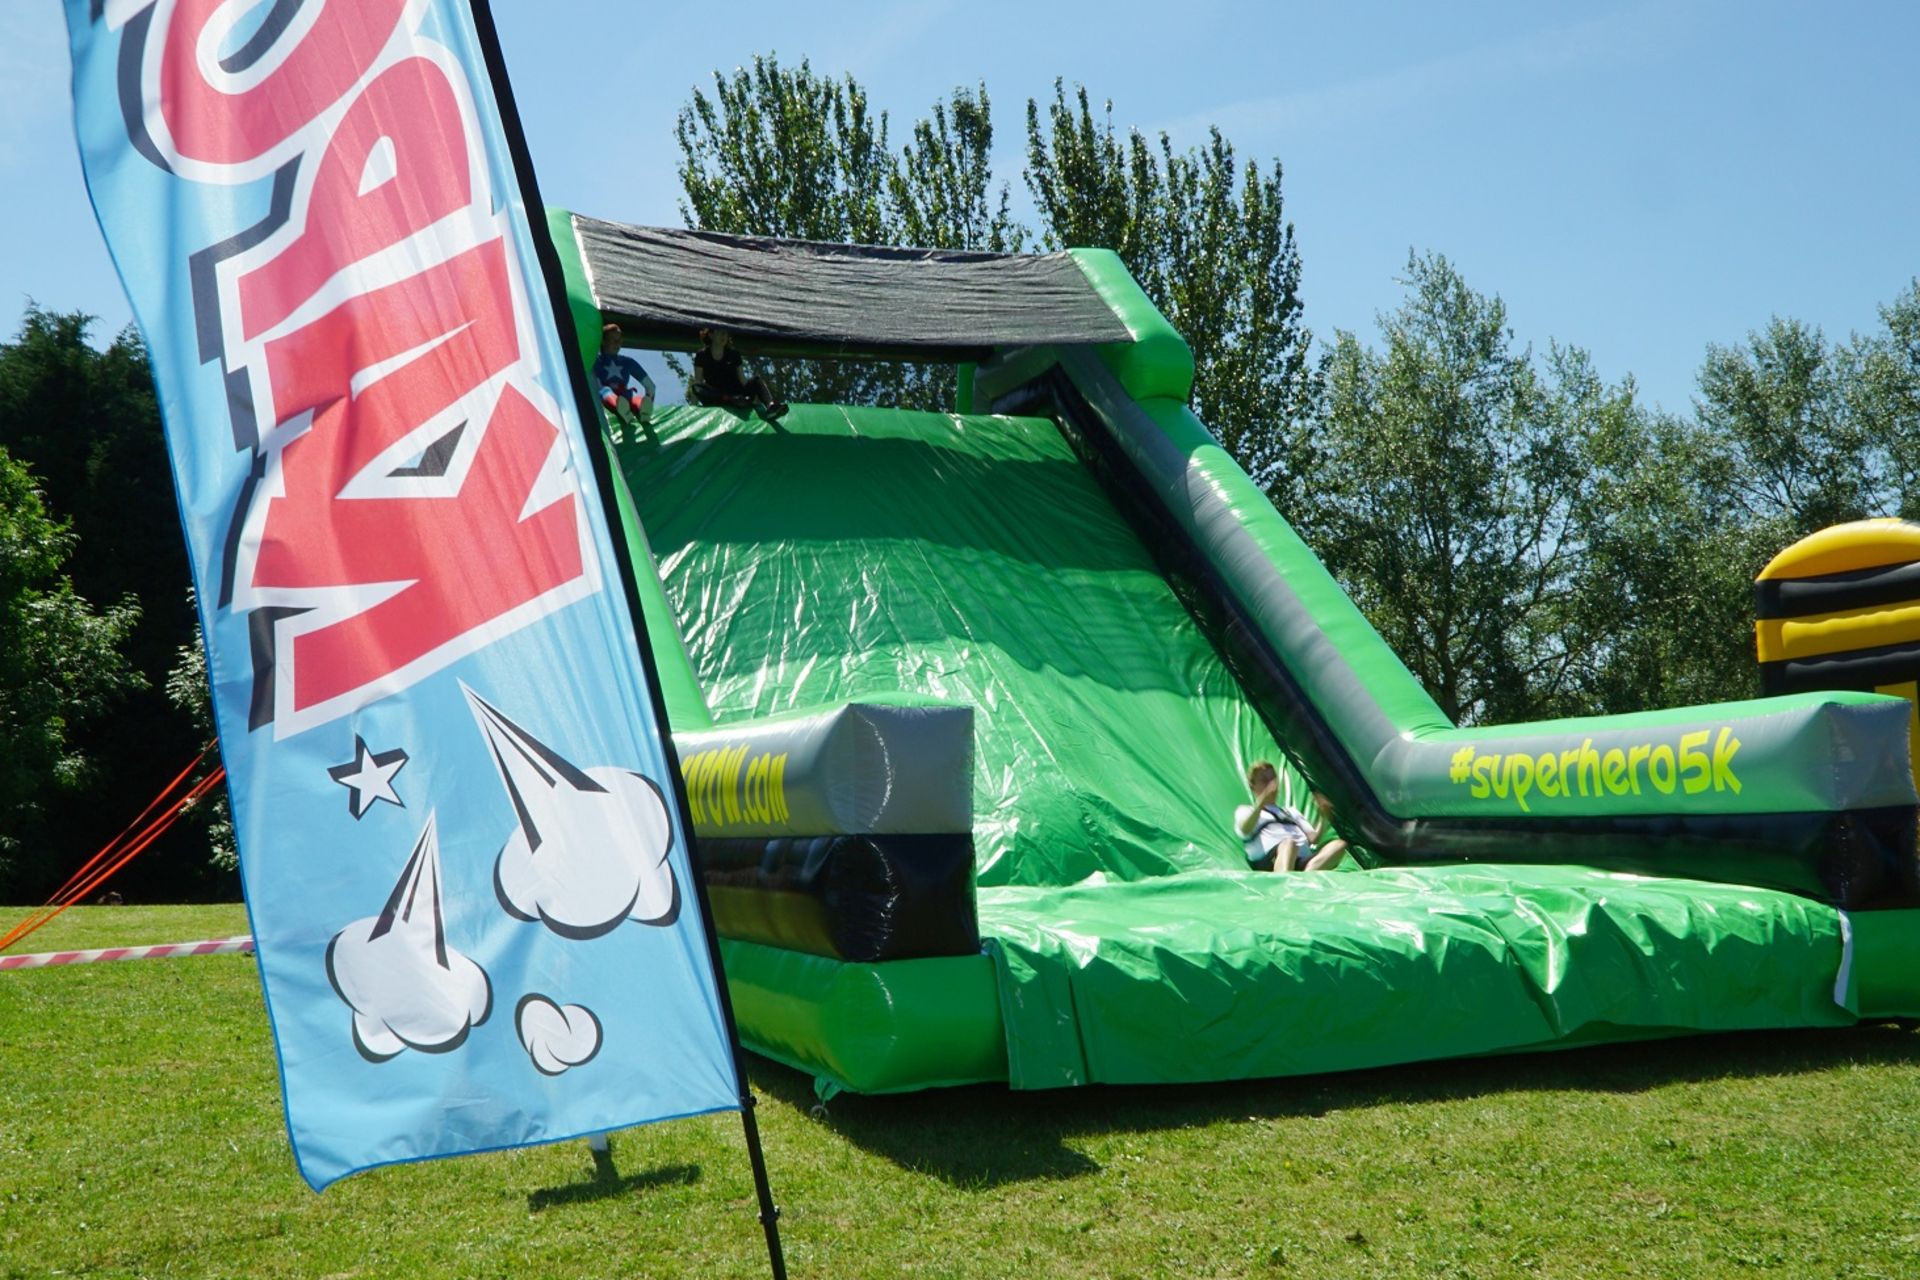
[5,1,1915,414]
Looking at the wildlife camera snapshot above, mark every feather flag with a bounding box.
[64,0,738,1190]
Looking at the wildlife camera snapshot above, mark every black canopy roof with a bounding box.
[570,215,1133,360]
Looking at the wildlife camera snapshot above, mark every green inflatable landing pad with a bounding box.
[712,864,1901,1098]
[983,864,1863,1090]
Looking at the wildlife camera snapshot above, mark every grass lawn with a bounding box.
[4,906,1920,1278]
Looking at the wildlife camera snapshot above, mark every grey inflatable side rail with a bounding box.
[672,698,972,838]
[673,699,980,962]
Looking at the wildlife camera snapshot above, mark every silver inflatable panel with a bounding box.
[674,699,973,837]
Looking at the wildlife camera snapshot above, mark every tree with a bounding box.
[1312,254,1602,724]
[0,447,140,895]
[676,54,891,246]
[0,310,186,646]
[1306,255,1872,723]
[1021,84,1159,270]
[1687,299,1920,667]
[164,592,235,872]
[890,84,1024,255]
[1696,284,1920,538]
[1846,278,1920,517]
[675,54,914,408]
[1024,83,1313,492]
[1696,316,1880,547]
[1557,364,1756,713]
[0,307,215,897]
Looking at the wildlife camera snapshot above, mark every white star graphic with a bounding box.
[328,736,409,819]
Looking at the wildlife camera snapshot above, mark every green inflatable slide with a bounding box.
[548,211,1920,1099]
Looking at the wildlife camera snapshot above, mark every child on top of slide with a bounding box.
[592,321,656,441]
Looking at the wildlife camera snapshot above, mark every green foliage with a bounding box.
[1857,280,1920,512]
[1697,281,1920,544]
[1698,317,1879,542]
[1640,288,1920,715]
[0,307,216,898]
[1565,397,1757,712]
[1025,83,1312,491]
[164,590,235,871]
[1021,83,1160,268]
[1311,255,1787,723]
[1313,260,1920,723]
[676,55,928,408]
[890,85,1024,255]
[1315,254,1593,723]
[0,447,140,888]
[0,309,181,646]
[676,54,891,246]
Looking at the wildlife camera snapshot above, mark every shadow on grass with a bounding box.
[527,1145,701,1212]
[746,1021,1920,1189]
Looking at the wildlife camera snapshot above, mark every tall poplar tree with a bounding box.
[1024,82,1313,493]
[0,447,140,895]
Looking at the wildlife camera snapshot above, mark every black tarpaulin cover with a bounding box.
[571,216,1133,355]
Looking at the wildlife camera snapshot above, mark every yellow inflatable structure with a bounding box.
[1758,518,1920,793]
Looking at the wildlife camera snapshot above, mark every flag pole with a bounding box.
[462,4,788,1276]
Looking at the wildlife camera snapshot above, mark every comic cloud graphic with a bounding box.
[464,685,679,939]
[515,994,604,1076]
[325,813,493,1062]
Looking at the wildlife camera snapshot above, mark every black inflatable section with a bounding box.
[1003,366,1920,909]
[698,833,980,963]
[1755,560,1920,619]
[1760,638,1920,696]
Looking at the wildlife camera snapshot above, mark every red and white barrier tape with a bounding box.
[0,936,254,971]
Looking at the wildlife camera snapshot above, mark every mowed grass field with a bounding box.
[5,907,1920,1279]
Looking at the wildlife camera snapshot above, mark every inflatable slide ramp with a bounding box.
[544,211,1920,1097]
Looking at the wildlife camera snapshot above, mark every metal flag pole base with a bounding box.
[738,1086,789,1279]
[464,3,791,1275]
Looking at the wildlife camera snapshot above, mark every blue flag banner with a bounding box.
[65,0,738,1189]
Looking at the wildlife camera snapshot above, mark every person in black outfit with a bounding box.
[689,327,787,422]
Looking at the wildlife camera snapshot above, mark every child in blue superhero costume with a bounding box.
[592,322,656,441]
